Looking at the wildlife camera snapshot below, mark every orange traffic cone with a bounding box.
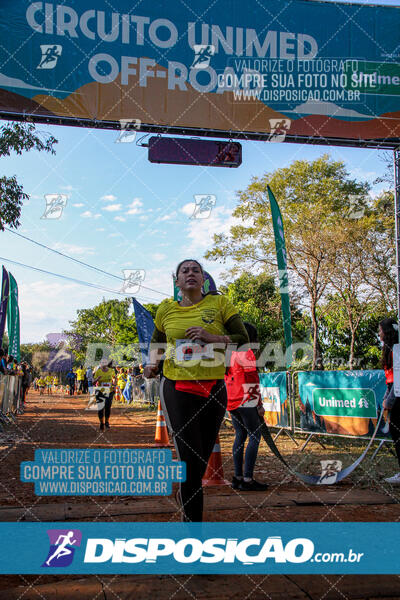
[202,435,228,486]
[154,400,172,447]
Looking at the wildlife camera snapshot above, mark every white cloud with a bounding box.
[184,206,241,253]
[151,253,167,261]
[158,212,177,222]
[52,242,95,256]
[103,204,122,212]
[96,227,105,232]
[114,216,126,222]
[101,194,117,202]
[61,184,75,191]
[73,203,84,208]
[181,203,195,216]
[18,280,102,343]
[81,210,101,219]
[139,215,149,221]
[126,198,143,215]
[108,232,122,238]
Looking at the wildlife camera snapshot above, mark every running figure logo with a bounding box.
[41,194,68,220]
[191,195,216,219]
[37,45,62,69]
[120,269,145,294]
[268,119,291,143]
[115,118,142,143]
[191,45,215,69]
[318,460,342,485]
[42,529,82,567]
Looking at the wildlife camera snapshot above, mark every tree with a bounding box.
[0,122,57,230]
[205,154,369,369]
[65,298,159,365]
[319,298,391,370]
[220,272,309,369]
[360,191,396,312]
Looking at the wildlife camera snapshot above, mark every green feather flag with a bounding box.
[268,186,292,367]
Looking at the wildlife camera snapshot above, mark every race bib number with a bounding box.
[175,339,214,362]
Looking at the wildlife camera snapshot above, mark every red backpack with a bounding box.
[225,349,260,411]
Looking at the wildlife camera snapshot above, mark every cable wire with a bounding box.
[4,227,170,297]
[0,256,161,302]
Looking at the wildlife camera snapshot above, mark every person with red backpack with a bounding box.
[380,317,400,485]
[225,322,269,491]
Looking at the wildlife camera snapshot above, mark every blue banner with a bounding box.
[297,370,387,438]
[132,297,155,366]
[0,1,399,143]
[0,522,398,574]
[259,371,288,428]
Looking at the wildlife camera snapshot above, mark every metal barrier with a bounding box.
[291,370,393,452]
[0,374,23,428]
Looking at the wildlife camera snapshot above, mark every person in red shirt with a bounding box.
[225,322,269,491]
[379,317,400,485]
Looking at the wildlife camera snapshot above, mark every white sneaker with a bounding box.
[384,473,400,484]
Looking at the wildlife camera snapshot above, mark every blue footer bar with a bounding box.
[0,522,398,574]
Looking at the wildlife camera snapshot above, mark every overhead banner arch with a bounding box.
[0,0,399,146]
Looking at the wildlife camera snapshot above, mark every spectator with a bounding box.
[0,349,6,374]
[76,365,85,394]
[66,369,76,396]
[225,322,268,491]
[86,366,93,392]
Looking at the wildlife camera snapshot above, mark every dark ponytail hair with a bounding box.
[244,322,258,343]
[379,317,398,370]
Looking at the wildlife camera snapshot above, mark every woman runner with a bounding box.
[94,358,115,431]
[144,259,249,521]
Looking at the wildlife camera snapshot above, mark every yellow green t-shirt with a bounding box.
[45,375,53,385]
[95,368,114,385]
[154,294,237,381]
[76,368,85,381]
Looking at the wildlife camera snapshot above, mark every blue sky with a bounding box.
[1,0,398,343]
[1,123,393,343]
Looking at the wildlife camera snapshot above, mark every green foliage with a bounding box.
[221,272,310,369]
[64,298,160,365]
[318,296,393,370]
[0,122,57,230]
[205,154,395,370]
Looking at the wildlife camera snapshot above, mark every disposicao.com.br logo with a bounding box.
[82,536,363,565]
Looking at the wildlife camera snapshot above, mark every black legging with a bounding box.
[97,392,114,423]
[160,377,227,522]
[389,397,400,466]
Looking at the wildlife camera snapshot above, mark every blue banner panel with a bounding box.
[259,371,288,428]
[0,522,398,574]
[0,1,398,142]
[297,370,387,438]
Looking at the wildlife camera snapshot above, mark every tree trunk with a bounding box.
[311,300,323,370]
[349,328,356,370]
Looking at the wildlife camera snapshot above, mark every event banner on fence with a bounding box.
[0,1,399,142]
[297,370,387,438]
[259,371,288,428]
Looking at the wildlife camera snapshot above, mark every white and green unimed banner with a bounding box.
[297,370,387,439]
[259,371,289,429]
